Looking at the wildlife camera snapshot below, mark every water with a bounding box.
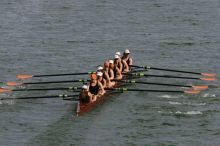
[0,0,220,145]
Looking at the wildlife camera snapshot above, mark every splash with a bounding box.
[0,100,15,105]
[168,101,182,105]
[175,111,203,115]
[158,110,203,115]
[185,111,202,115]
[183,102,206,106]
[160,95,179,99]
[169,101,206,106]
[203,93,216,98]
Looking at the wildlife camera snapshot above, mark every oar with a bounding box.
[115,80,208,90]
[16,71,96,79]
[127,73,216,81]
[0,86,82,93]
[105,88,201,94]
[130,65,217,77]
[62,97,79,101]
[5,79,90,86]
[0,94,78,100]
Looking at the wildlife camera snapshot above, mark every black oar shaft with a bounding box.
[1,94,78,100]
[33,72,95,77]
[24,79,89,85]
[127,73,200,80]
[127,89,184,93]
[117,80,190,87]
[63,97,79,101]
[12,87,81,92]
[144,74,199,80]
[130,65,201,75]
[105,88,184,93]
[150,67,200,75]
[13,88,69,91]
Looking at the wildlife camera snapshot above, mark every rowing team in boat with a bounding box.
[79,49,133,103]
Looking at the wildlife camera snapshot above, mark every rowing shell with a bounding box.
[76,74,132,116]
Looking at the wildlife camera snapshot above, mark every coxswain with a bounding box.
[122,49,132,72]
[79,85,93,103]
[114,54,123,73]
[88,73,105,101]
[103,60,115,87]
[97,71,107,89]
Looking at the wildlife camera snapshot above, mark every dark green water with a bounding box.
[0,0,219,145]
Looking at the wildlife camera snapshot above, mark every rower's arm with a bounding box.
[129,57,133,65]
[116,67,122,76]
[109,70,114,80]
[122,60,129,73]
[119,62,123,72]
[98,82,105,95]
[87,84,93,96]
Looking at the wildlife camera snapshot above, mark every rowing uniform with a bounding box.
[89,81,100,95]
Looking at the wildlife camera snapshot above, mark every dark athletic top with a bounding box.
[89,82,99,95]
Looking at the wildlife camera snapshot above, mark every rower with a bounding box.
[103,60,115,87]
[88,73,105,100]
[108,60,115,80]
[109,59,122,80]
[122,49,132,72]
[79,85,92,103]
[97,71,107,88]
[114,54,123,73]
[97,65,103,72]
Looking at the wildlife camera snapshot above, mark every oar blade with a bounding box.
[6,82,21,86]
[184,90,201,94]
[201,73,217,77]
[200,78,217,81]
[0,88,11,93]
[16,74,33,79]
[192,85,208,90]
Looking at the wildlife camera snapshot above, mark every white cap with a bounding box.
[124,49,130,54]
[114,55,120,59]
[97,71,103,77]
[82,85,88,90]
[97,66,103,71]
[115,52,121,56]
[109,60,114,64]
